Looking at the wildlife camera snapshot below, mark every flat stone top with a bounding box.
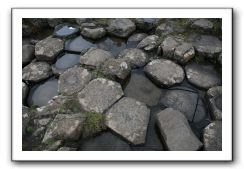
[156,108,203,151]
[185,62,221,89]
[78,78,124,113]
[144,59,185,86]
[105,97,150,145]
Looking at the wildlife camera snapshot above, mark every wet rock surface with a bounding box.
[203,121,222,151]
[105,97,150,145]
[58,66,91,95]
[185,62,221,89]
[156,108,203,151]
[22,18,222,151]
[78,78,124,113]
[144,59,185,87]
[80,132,131,151]
[124,71,161,106]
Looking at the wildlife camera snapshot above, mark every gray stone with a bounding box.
[134,18,156,32]
[35,95,76,118]
[155,23,174,36]
[185,62,221,89]
[203,121,222,151]
[22,62,52,82]
[174,43,195,64]
[22,24,32,37]
[22,106,29,136]
[35,37,64,61]
[206,86,222,120]
[58,147,77,151]
[127,33,148,43]
[42,113,86,143]
[192,19,214,30]
[105,97,150,145]
[100,58,131,82]
[107,18,136,38]
[22,82,29,104]
[193,35,222,59]
[137,35,159,51]
[124,72,161,106]
[156,108,203,151]
[58,66,91,95]
[81,27,106,40]
[218,53,222,65]
[161,36,180,58]
[80,48,113,68]
[27,18,48,28]
[33,126,45,137]
[78,78,124,113]
[34,118,52,127]
[160,89,206,122]
[75,18,88,25]
[144,59,185,87]
[45,140,63,151]
[47,18,63,28]
[80,132,131,151]
[118,48,148,68]
[22,45,34,65]
[80,22,97,29]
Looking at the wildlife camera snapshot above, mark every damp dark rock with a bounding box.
[193,35,222,59]
[156,108,203,151]
[52,53,80,75]
[105,97,150,145]
[118,48,148,68]
[206,86,222,120]
[22,62,52,83]
[191,19,214,31]
[203,121,222,151]
[100,58,131,82]
[127,33,148,48]
[58,66,92,95]
[42,113,86,143]
[81,27,106,40]
[47,18,64,28]
[35,37,64,61]
[44,140,63,151]
[22,23,32,37]
[58,147,77,151]
[77,78,124,113]
[75,18,88,25]
[137,35,159,51]
[65,36,96,53]
[144,59,185,87]
[160,89,207,122]
[185,62,221,89]
[27,78,58,107]
[134,18,157,32]
[80,48,113,68]
[22,106,30,136]
[22,82,29,104]
[54,24,79,39]
[107,18,136,38]
[22,45,35,65]
[124,72,161,106]
[80,132,131,151]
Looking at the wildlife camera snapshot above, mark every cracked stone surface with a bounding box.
[35,37,64,61]
[42,113,86,143]
[22,62,52,82]
[156,108,203,151]
[105,97,150,145]
[206,86,222,120]
[137,35,159,51]
[80,48,113,68]
[58,66,92,95]
[203,121,222,151]
[107,18,136,38]
[118,48,148,68]
[144,59,185,87]
[77,78,124,113]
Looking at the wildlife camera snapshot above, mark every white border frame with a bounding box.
[12,8,232,161]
